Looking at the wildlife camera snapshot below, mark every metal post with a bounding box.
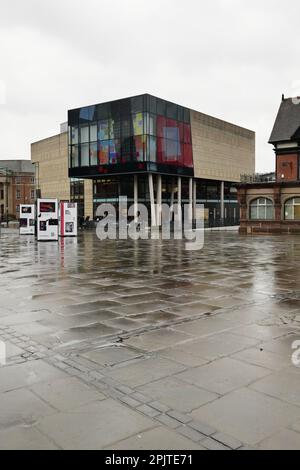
[189,177,193,222]
[6,169,8,228]
[220,181,225,224]
[134,175,138,223]
[193,179,197,221]
[177,176,182,226]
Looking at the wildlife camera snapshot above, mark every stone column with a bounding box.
[220,181,225,223]
[134,175,138,223]
[274,185,282,222]
[193,179,197,221]
[189,177,193,222]
[156,175,162,227]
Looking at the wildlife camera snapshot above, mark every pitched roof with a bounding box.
[269,97,300,144]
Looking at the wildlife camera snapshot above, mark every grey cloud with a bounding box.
[1,0,300,172]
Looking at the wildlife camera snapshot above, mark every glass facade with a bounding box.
[91,175,239,227]
[68,94,193,173]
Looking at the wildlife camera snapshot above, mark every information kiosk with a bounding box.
[37,198,59,241]
[59,202,78,237]
[19,204,35,235]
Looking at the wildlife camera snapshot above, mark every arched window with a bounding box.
[250,198,274,220]
[284,198,300,220]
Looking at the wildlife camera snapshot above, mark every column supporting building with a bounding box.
[193,179,197,221]
[220,181,225,223]
[177,176,182,226]
[156,175,162,227]
[148,174,157,227]
[134,175,138,223]
[189,177,193,223]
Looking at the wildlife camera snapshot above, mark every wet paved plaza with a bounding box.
[1,229,300,449]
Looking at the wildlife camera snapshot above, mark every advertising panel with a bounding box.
[37,199,59,241]
[19,205,35,235]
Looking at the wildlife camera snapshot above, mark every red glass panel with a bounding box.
[184,124,192,144]
[98,141,109,165]
[157,116,166,138]
[183,144,193,168]
[157,137,165,163]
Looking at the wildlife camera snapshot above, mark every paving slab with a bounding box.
[0,360,67,393]
[258,429,300,450]
[176,357,271,394]
[191,388,300,445]
[0,426,59,450]
[81,346,141,367]
[124,328,193,352]
[36,399,156,450]
[106,426,205,450]
[0,388,55,429]
[230,347,291,371]
[106,357,186,388]
[30,377,106,411]
[250,367,300,407]
[138,377,218,413]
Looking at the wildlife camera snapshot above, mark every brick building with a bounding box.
[0,160,36,222]
[238,95,300,234]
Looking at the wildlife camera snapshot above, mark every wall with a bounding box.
[84,179,93,218]
[238,183,300,234]
[191,110,255,182]
[0,173,35,220]
[31,132,94,218]
[31,132,70,201]
[276,154,298,182]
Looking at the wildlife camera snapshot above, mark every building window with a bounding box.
[250,198,274,220]
[31,177,35,184]
[16,190,21,200]
[16,205,20,213]
[31,189,35,199]
[16,177,21,185]
[284,198,300,220]
[81,143,90,166]
[80,125,89,144]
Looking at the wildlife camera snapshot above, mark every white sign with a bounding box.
[20,205,35,235]
[59,202,78,237]
[37,199,59,241]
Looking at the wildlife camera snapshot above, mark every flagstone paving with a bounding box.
[1,230,300,449]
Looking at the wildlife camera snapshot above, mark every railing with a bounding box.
[240,173,275,184]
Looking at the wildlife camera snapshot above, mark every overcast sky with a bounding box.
[0,0,299,172]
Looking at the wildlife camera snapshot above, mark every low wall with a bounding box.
[240,221,300,235]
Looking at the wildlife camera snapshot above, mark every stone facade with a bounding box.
[84,179,93,219]
[238,182,300,234]
[0,161,35,220]
[31,132,94,218]
[191,110,255,182]
[237,96,300,235]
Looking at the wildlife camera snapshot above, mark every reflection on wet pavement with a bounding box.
[1,231,300,350]
[1,231,300,449]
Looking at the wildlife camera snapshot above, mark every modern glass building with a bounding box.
[33,94,255,227]
[69,94,194,178]
[68,94,255,226]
